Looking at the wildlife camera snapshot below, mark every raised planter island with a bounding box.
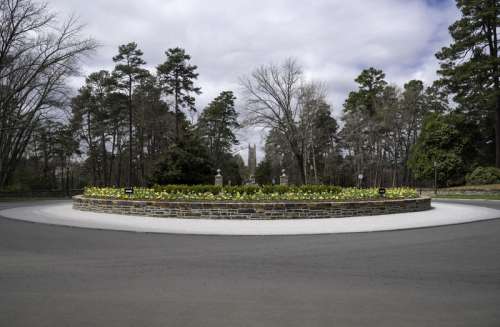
[73,186,431,220]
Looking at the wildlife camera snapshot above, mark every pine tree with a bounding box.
[157,47,201,142]
[112,42,148,186]
[436,0,500,167]
[197,91,239,166]
[344,67,387,116]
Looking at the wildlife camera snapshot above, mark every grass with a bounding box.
[439,184,500,191]
[433,194,500,200]
[428,183,500,200]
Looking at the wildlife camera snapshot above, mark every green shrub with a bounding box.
[466,166,500,185]
[261,185,289,194]
[153,184,223,194]
[151,184,342,196]
[296,184,342,194]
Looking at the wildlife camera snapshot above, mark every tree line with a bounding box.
[0,0,243,191]
[13,42,243,190]
[249,0,500,187]
[251,64,474,187]
[1,0,499,191]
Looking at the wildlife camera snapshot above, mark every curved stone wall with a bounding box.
[73,195,431,220]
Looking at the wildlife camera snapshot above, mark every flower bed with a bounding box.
[74,186,429,220]
[83,185,418,202]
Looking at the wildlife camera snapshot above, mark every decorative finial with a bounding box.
[215,169,223,185]
[280,169,288,185]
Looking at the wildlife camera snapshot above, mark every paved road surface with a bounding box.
[1,199,499,327]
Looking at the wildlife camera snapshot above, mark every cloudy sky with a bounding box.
[50,0,458,160]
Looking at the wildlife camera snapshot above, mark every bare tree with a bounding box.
[0,0,96,188]
[241,59,329,184]
[298,82,330,183]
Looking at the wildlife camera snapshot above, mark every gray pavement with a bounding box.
[5,201,500,235]
[1,199,500,327]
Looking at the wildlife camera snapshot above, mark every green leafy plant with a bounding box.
[83,185,417,202]
[466,167,500,185]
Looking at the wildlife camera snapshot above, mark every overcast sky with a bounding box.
[50,0,458,161]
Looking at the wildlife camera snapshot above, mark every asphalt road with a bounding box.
[1,199,499,327]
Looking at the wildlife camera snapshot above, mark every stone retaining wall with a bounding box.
[73,195,431,220]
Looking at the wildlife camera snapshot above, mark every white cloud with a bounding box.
[49,0,459,161]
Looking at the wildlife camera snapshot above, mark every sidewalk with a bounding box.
[1,202,500,235]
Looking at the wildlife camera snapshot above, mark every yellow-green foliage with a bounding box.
[83,185,418,201]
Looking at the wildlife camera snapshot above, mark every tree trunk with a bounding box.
[139,126,145,186]
[101,133,107,186]
[312,149,318,184]
[87,111,97,186]
[128,76,133,187]
[174,75,180,142]
[294,152,306,185]
[496,94,500,167]
[490,2,499,167]
[117,134,123,186]
[109,130,116,186]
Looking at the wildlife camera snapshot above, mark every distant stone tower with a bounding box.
[248,144,257,176]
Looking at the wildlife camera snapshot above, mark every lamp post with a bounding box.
[357,173,363,189]
[433,161,437,195]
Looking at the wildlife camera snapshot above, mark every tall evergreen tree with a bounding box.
[150,129,213,185]
[87,70,116,185]
[344,67,387,116]
[197,91,240,166]
[132,74,173,184]
[157,47,201,141]
[409,112,480,186]
[436,0,500,167]
[341,68,388,185]
[112,42,148,186]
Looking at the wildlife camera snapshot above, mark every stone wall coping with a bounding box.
[73,194,429,206]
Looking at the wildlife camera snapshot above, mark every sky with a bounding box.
[49,0,459,161]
